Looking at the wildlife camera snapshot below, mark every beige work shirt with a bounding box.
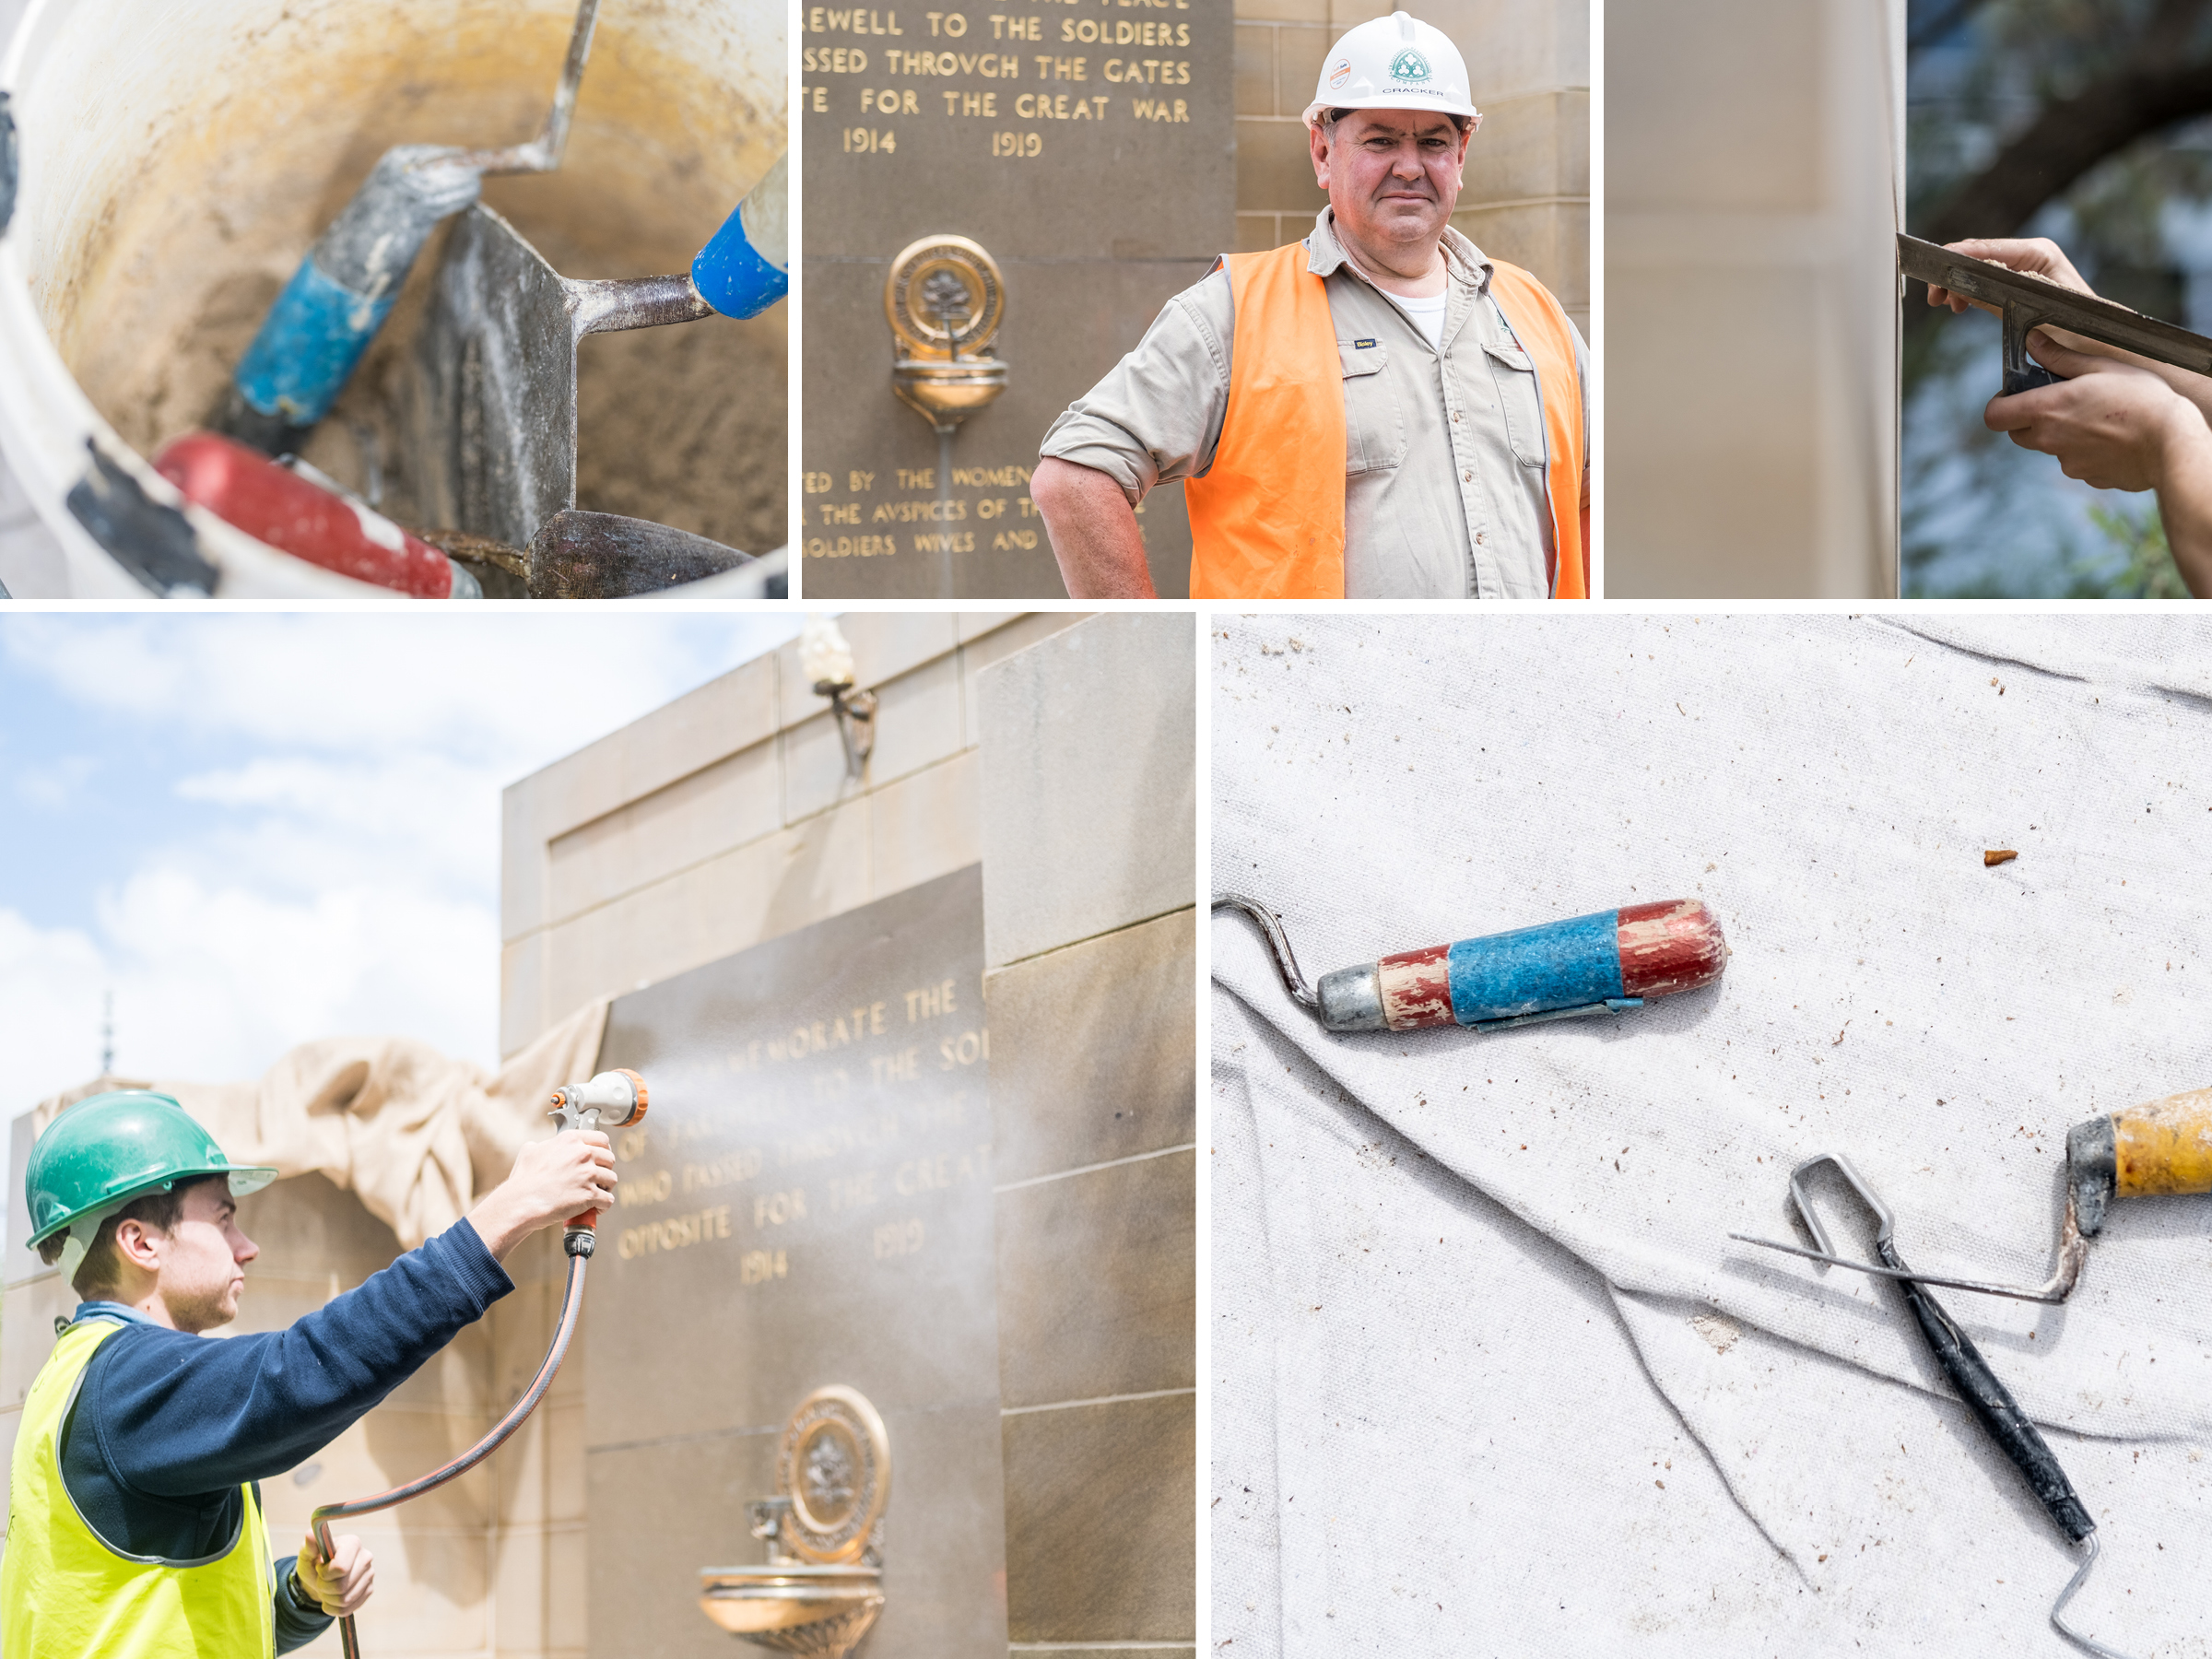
[1040,210,1589,598]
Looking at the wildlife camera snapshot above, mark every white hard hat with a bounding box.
[1303,11,1481,128]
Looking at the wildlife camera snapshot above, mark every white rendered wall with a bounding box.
[1606,0,1904,597]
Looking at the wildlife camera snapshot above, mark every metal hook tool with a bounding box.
[1210,892,1725,1033]
[1730,1151,2088,1304]
[1210,893,1319,1012]
[1745,1154,2141,1659]
[1733,1086,2212,1305]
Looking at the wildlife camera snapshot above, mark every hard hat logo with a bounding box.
[1300,11,1481,128]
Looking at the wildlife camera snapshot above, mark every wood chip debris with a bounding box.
[1984,849,2018,867]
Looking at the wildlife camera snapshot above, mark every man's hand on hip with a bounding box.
[297,1531,374,1618]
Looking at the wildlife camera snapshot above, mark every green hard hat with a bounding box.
[23,1091,277,1253]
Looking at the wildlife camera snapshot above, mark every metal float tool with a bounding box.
[214,0,606,454]
[1211,894,1726,1033]
[1742,1154,2143,1659]
[310,1068,645,1659]
[1732,1085,2212,1304]
[1900,232,2212,395]
[403,153,789,555]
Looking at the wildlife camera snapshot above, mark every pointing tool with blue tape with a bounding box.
[217,0,606,453]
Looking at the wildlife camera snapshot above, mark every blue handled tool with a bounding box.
[690,150,788,323]
[400,152,789,550]
[215,0,606,454]
[1213,893,1727,1034]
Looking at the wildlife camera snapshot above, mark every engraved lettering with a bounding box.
[755,1188,808,1228]
[873,1218,925,1259]
[806,7,904,33]
[614,1168,675,1207]
[806,535,901,559]
[869,1047,923,1085]
[682,1147,766,1192]
[615,1205,733,1260]
[738,1247,789,1286]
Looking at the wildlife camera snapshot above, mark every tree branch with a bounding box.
[1921,55,2212,243]
[1908,0,2001,58]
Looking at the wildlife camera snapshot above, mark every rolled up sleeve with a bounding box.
[1040,269,1235,505]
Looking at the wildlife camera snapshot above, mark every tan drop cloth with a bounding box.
[35,1001,610,1251]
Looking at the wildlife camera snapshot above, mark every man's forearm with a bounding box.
[1034,457,1158,598]
[275,1557,334,1655]
[95,1224,512,1494]
[2156,417,2212,597]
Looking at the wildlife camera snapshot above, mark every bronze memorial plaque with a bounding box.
[585,867,1003,1659]
[800,0,1235,599]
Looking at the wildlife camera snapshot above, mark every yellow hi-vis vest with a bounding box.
[2,1318,276,1659]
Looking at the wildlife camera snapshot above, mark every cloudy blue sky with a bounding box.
[0,612,800,1122]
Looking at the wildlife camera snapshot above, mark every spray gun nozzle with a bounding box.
[548,1068,649,1133]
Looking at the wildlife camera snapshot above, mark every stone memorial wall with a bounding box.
[585,865,1005,1659]
[801,0,1235,598]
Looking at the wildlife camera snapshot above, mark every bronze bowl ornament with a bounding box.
[885,235,1008,434]
[699,1387,891,1659]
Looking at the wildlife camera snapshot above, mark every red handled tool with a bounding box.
[152,433,478,598]
[1214,894,1726,1033]
[309,1069,645,1657]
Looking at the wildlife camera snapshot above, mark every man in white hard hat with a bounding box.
[1031,10,1587,600]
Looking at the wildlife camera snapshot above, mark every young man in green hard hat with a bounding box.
[1,1088,616,1658]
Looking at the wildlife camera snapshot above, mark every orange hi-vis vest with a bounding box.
[1183,241,1586,600]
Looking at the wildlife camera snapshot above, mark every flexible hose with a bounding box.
[311,1250,588,1659]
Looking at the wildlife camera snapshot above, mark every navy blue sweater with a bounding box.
[55,1220,513,1653]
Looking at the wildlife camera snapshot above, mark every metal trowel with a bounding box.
[401,157,788,559]
[1900,232,2212,394]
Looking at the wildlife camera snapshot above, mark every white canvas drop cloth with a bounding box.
[1211,614,2212,1657]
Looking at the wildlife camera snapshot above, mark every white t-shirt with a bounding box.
[1392,288,1448,348]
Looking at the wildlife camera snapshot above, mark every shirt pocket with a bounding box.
[1481,338,1548,469]
[1338,336,1406,476]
